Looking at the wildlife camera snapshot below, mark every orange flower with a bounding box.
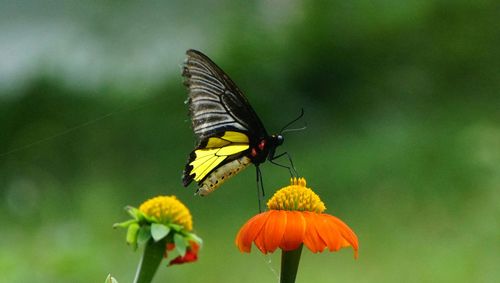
[235,178,358,258]
[168,241,200,266]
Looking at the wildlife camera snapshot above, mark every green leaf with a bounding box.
[174,233,187,257]
[104,274,118,283]
[137,226,151,246]
[126,223,140,247]
[151,223,170,242]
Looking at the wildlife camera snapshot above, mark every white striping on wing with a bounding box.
[189,68,225,87]
[195,122,247,135]
[190,99,225,112]
[193,111,228,119]
[190,85,221,96]
[190,93,220,102]
[190,76,225,92]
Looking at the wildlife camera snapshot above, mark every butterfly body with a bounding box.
[196,156,251,196]
[249,134,283,164]
[181,49,285,195]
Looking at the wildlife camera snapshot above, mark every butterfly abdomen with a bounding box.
[197,156,252,196]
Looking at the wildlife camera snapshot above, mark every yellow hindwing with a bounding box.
[189,131,250,182]
[205,131,249,147]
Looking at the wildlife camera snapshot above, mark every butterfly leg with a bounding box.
[256,165,265,213]
[269,151,298,177]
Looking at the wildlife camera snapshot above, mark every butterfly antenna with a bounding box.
[279,108,305,134]
[281,124,307,134]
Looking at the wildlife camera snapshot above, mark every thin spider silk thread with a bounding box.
[0,98,168,158]
[260,253,279,282]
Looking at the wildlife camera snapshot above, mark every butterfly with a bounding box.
[181,50,300,209]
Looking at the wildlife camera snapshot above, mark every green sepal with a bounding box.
[168,223,184,232]
[137,226,151,246]
[126,223,140,249]
[113,219,137,229]
[142,214,158,223]
[186,232,203,246]
[105,274,118,283]
[174,233,187,257]
[151,223,170,242]
[125,206,143,221]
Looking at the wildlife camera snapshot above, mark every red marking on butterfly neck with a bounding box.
[251,148,258,157]
[258,140,266,150]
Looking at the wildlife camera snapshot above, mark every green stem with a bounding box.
[134,239,166,283]
[280,245,303,283]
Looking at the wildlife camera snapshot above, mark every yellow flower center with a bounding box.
[139,196,193,231]
[267,177,326,213]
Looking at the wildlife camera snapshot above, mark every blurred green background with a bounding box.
[1,1,499,282]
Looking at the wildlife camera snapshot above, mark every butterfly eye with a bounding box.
[276,135,284,145]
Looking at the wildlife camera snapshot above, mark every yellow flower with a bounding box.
[267,177,326,213]
[114,195,202,267]
[139,196,193,231]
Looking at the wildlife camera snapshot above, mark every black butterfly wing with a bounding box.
[182,50,268,189]
[182,49,268,141]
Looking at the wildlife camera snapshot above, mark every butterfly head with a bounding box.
[273,134,284,146]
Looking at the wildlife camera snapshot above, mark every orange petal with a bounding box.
[235,219,254,252]
[254,212,277,254]
[280,211,306,251]
[189,241,200,253]
[235,212,271,253]
[327,215,358,247]
[317,214,343,252]
[166,243,175,251]
[262,210,287,253]
[254,227,267,254]
[325,215,359,258]
[303,212,327,253]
